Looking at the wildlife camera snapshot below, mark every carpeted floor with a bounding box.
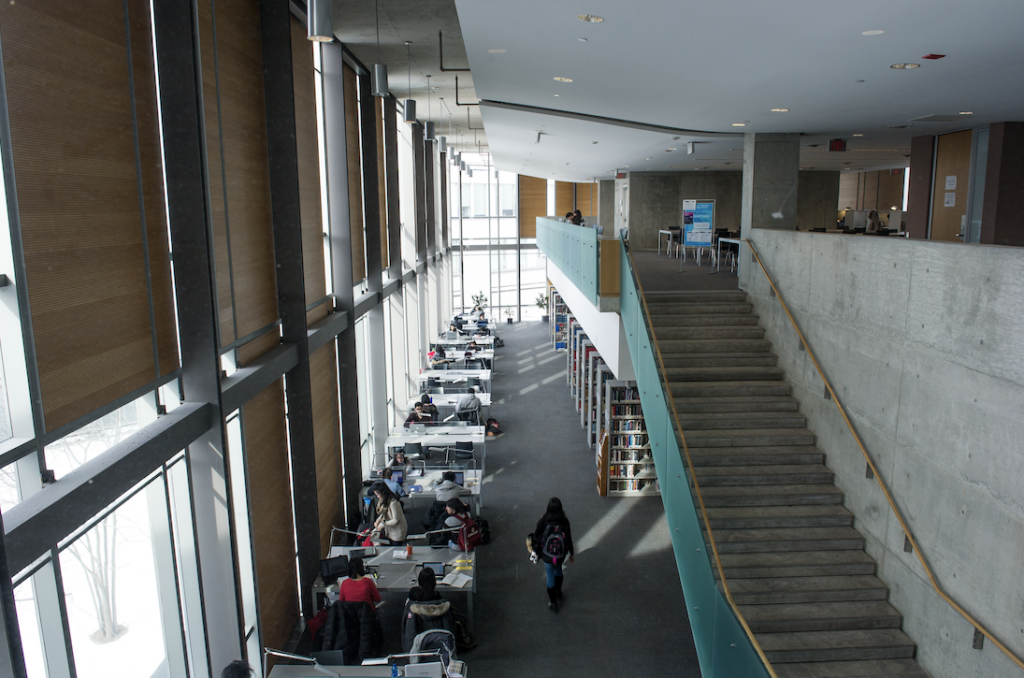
[452,319,699,677]
[631,248,739,293]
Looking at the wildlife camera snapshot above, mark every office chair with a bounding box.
[403,442,424,462]
[426,377,440,390]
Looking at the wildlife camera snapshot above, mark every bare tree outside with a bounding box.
[49,403,143,644]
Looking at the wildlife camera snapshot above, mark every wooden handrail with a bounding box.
[623,243,779,678]
[743,238,1024,673]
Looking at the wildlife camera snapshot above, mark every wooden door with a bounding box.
[930,130,972,242]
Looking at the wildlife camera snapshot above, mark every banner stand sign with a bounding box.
[683,199,715,247]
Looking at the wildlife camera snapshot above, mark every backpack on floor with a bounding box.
[541,522,567,565]
[474,517,491,545]
[455,515,483,552]
[494,336,504,348]
[485,418,502,436]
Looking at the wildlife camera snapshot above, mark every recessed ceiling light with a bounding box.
[666,148,676,151]
[890,63,920,69]
[770,108,790,112]
[553,94,560,97]
[623,165,629,168]
[488,48,506,53]
[577,14,603,22]
[732,123,745,127]
[862,30,884,36]
[645,157,651,160]
[852,133,864,137]
[959,111,973,115]
[553,76,573,82]
[855,79,866,83]
[578,37,588,42]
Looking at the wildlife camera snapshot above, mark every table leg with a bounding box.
[717,240,722,272]
[657,234,662,255]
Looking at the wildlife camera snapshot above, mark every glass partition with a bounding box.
[618,236,773,678]
[536,217,600,305]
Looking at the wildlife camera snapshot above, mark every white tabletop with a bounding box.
[408,393,491,409]
[386,427,486,447]
[417,369,492,383]
[439,334,495,346]
[320,545,476,593]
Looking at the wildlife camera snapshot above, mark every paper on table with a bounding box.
[441,572,472,588]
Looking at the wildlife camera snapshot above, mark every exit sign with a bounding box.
[829,139,847,152]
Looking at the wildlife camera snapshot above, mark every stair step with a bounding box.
[758,629,916,664]
[665,366,786,382]
[718,551,877,579]
[680,412,807,430]
[655,326,766,340]
[643,290,749,303]
[659,339,772,354]
[675,396,798,413]
[644,302,752,314]
[706,527,864,553]
[649,313,760,327]
[693,464,833,486]
[703,506,854,529]
[671,380,792,398]
[697,484,844,508]
[661,353,779,368]
[774,658,931,678]
[740,601,903,633]
[683,428,816,448]
[689,445,824,467]
[727,575,889,605]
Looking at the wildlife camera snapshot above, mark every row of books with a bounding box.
[611,420,644,433]
[609,464,654,478]
[608,479,658,492]
[611,450,652,463]
[610,404,643,417]
[610,387,640,401]
[611,433,648,447]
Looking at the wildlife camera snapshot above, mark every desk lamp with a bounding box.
[263,648,341,678]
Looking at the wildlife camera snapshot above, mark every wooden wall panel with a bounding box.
[838,172,859,210]
[575,182,596,217]
[518,175,546,238]
[310,342,341,557]
[344,64,366,282]
[555,181,574,216]
[930,130,972,241]
[0,1,176,431]
[598,241,620,298]
[877,169,905,211]
[290,17,328,326]
[243,381,298,655]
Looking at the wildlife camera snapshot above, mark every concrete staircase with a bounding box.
[645,290,931,678]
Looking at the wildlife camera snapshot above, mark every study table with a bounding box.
[385,426,486,449]
[657,229,681,255]
[313,545,478,628]
[716,237,741,272]
[437,334,495,347]
[407,393,491,418]
[416,369,492,392]
[403,468,484,514]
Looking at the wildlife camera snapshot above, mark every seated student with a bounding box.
[564,212,574,221]
[455,388,481,421]
[382,468,405,497]
[338,557,381,606]
[404,402,432,427]
[470,304,482,314]
[443,498,471,550]
[429,344,449,368]
[435,471,472,503]
[408,567,442,603]
[419,394,439,421]
[571,209,585,226]
[390,451,412,474]
[466,340,480,352]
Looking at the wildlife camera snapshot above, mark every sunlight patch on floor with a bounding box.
[627,511,671,558]
[575,499,633,555]
[540,371,566,385]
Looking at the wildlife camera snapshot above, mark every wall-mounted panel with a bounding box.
[0,1,178,431]
[518,175,546,238]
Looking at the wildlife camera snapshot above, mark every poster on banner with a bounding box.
[683,199,714,246]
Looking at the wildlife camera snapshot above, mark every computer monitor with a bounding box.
[391,469,404,484]
[422,562,445,576]
[453,471,465,486]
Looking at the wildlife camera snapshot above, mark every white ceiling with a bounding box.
[453,0,1024,181]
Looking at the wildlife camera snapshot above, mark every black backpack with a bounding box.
[485,418,502,436]
[494,336,505,348]
[541,522,567,564]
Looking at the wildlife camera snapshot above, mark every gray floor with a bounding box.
[457,319,699,677]
[631,248,739,293]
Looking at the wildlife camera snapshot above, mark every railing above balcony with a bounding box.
[536,217,619,309]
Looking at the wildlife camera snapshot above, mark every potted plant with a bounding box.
[504,306,514,324]
[471,291,488,312]
[536,293,550,322]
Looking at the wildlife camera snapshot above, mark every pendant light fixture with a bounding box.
[371,0,388,97]
[402,41,416,122]
[307,0,333,42]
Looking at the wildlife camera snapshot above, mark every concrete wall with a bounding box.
[738,230,1024,678]
[597,179,615,230]
[797,171,840,230]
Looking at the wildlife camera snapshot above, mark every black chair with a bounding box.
[426,377,440,390]
[403,442,424,462]
[812,227,826,233]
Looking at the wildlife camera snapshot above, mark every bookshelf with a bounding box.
[600,380,659,496]
[568,322,585,390]
[576,339,595,416]
[585,356,606,446]
[550,290,570,350]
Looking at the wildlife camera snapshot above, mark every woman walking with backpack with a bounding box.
[532,497,575,612]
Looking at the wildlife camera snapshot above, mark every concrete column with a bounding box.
[980,121,1024,247]
[597,180,614,230]
[740,133,801,238]
[906,135,934,239]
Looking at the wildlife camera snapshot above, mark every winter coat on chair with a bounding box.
[316,600,383,665]
[401,598,456,652]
